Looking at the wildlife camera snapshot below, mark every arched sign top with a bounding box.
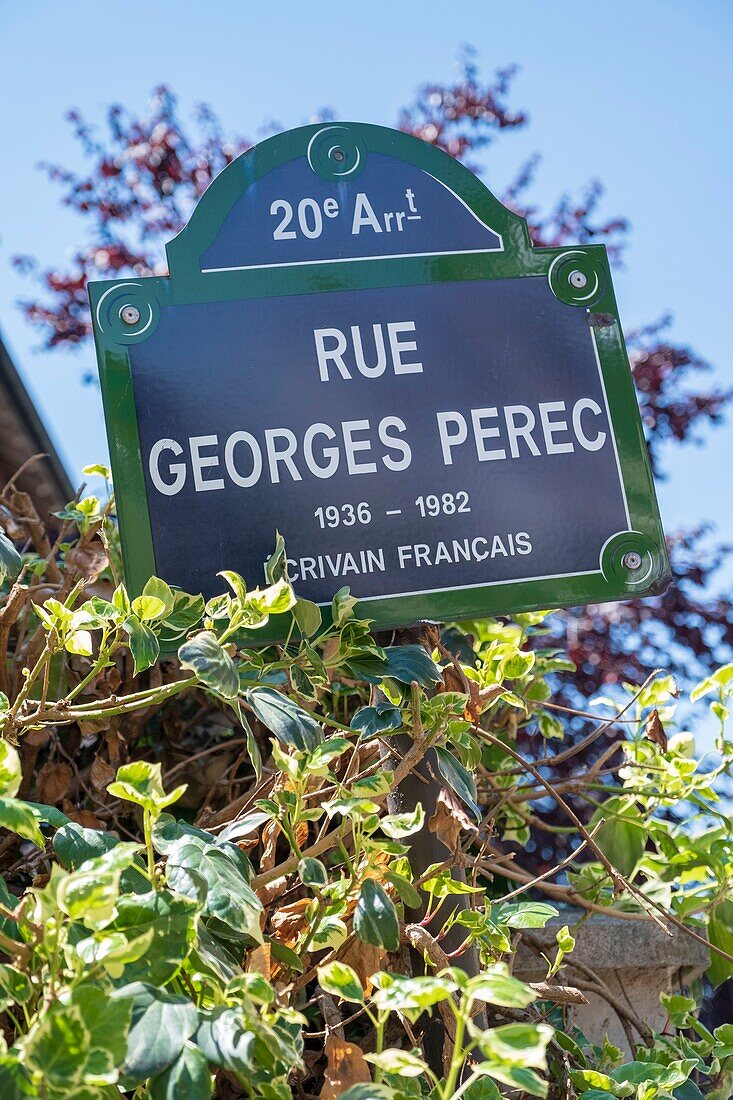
[166,122,532,277]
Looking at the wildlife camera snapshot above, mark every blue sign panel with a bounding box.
[130,277,628,603]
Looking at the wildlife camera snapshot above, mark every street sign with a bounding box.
[89,122,670,635]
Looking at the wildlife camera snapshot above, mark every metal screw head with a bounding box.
[622,550,643,572]
[569,269,588,289]
[330,148,345,162]
[120,304,141,326]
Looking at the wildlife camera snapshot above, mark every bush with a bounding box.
[0,476,732,1098]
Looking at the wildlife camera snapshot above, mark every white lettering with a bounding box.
[572,398,607,452]
[224,431,262,488]
[342,420,377,475]
[314,328,351,382]
[437,411,468,465]
[387,321,423,375]
[471,407,506,462]
[539,401,574,455]
[149,439,186,496]
[352,192,382,234]
[190,435,224,492]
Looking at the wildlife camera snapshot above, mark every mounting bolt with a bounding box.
[330,147,345,162]
[622,551,643,572]
[120,304,141,326]
[569,269,588,289]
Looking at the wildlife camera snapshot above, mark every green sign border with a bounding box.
[88,121,670,637]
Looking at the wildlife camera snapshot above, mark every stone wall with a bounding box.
[513,907,709,1054]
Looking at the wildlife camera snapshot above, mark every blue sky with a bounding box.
[0,0,731,587]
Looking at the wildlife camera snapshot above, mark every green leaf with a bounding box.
[464,1080,502,1100]
[434,745,481,823]
[116,982,198,1086]
[0,875,20,941]
[706,899,733,987]
[218,569,247,601]
[384,870,421,910]
[247,687,322,751]
[178,630,239,700]
[0,796,45,848]
[291,664,317,702]
[318,961,364,1004]
[75,928,155,978]
[236,705,262,781]
[569,1068,627,1095]
[108,891,197,986]
[352,703,403,739]
[0,963,31,1008]
[82,462,112,479]
[124,615,160,675]
[23,800,69,829]
[660,992,696,1028]
[131,594,167,622]
[293,598,322,637]
[465,965,537,1009]
[0,741,21,799]
[58,864,124,928]
[151,814,213,856]
[148,1042,213,1099]
[591,797,647,877]
[354,878,399,951]
[611,1058,696,1091]
[332,586,358,626]
[476,1021,552,1069]
[501,649,536,679]
[264,532,288,584]
[691,663,733,702]
[381,804,425,839]
[481,1064,548,1098]
[23,1003,89,1090]
[371,972,456,1015]
[382,645,442,686]
[107,761,187,814]
[338,1087,393,1100]
[166,837,264,943]
[160,590,205,640]
[65,629,94,656]
[68,983,132,1081]
[140,576,174,620]
[421,868,482,898]
[194,1006,255,1073]
[0,1057,35,1096]
[54,822,119,867]
[0,531,22,582]
[492,902,558,929]
[252,577,296,615]
[365,1048,427,1076]
[298,857,328,887]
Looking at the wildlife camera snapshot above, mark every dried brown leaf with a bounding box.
[260,820,279,873]
[90,755,116,793]
[428,785,475,852]
[37,762,73,805]
[339,938,385,997]
[65,540,108,582]
[320,1035,371,1099]
[24,729,50,748]
[79,717,111,737]
[645,708,668,751]
[246,943,271,980]
[64,807,104,830]
[270,898,312,948]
